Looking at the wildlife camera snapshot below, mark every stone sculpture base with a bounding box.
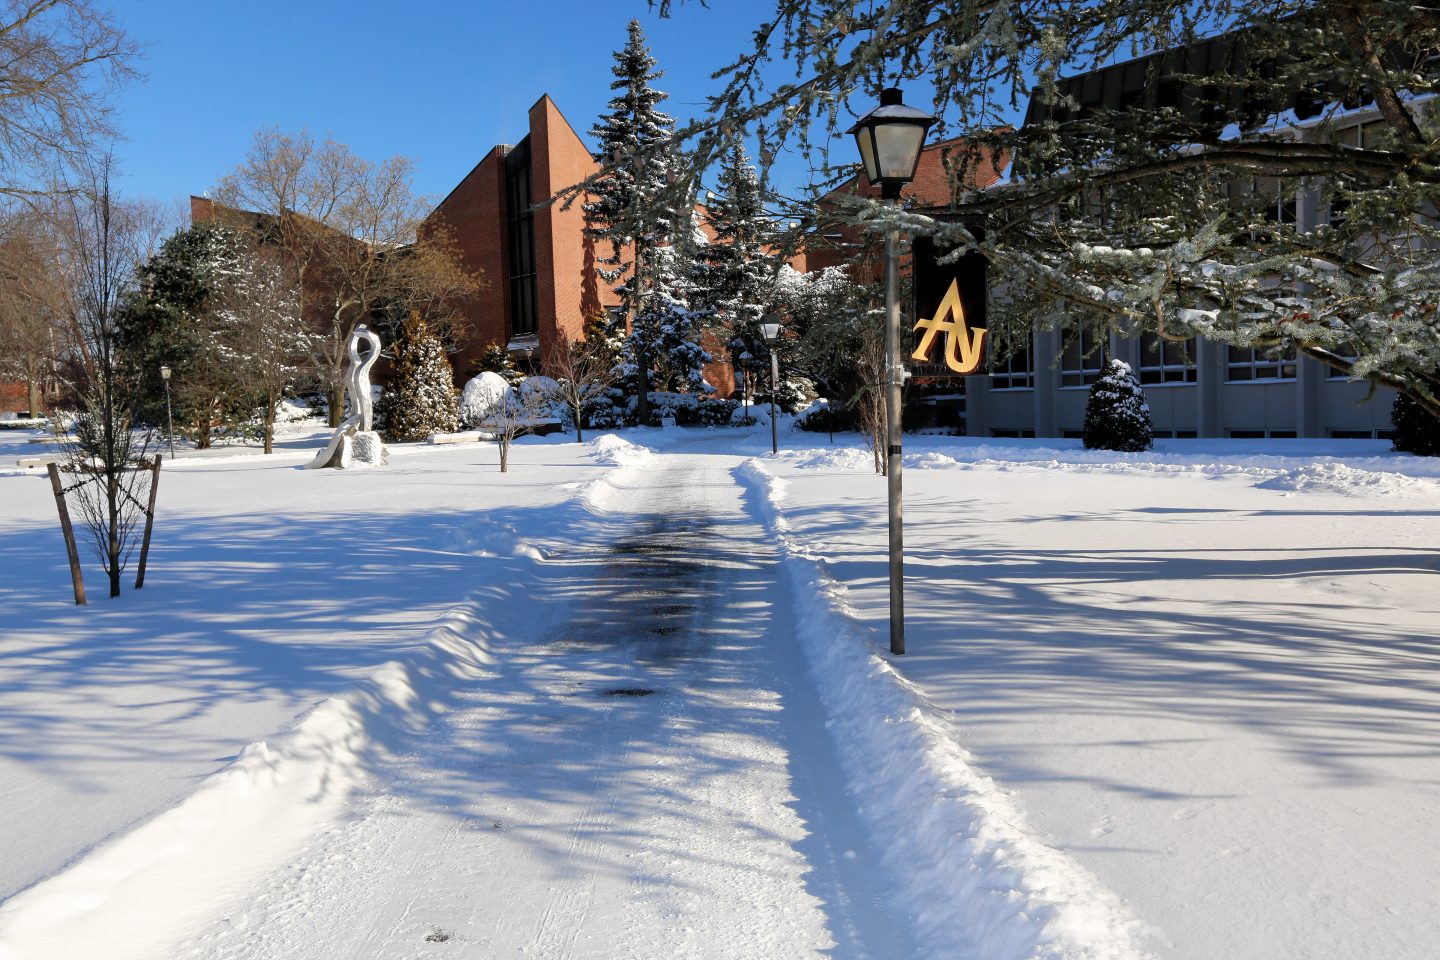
[350,431,388,466]
[306,428,388,469]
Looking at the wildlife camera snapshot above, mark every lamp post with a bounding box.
[760,314,783,455]
[849,87,936,656]
[159,365,176,460]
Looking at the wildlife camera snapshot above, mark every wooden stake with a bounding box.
[47,462,86,606]
[134,455,162,589]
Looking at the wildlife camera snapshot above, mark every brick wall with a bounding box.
[424,149,511,379]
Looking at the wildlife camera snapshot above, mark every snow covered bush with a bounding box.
[794,400,855,433]
[674,397,738,427]
[470,341,524,385]
[1083,360,1152,452]
[376,315,459,442]
[459,372,512,429]
[1391,393,1440,456]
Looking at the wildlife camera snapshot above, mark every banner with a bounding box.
[910,226,987,377]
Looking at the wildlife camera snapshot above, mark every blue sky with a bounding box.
[109,0,845,212]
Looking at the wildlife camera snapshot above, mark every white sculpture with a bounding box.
[306,325,388,469]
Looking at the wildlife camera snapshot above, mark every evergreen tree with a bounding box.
[697,141,780,404]
[377,313,460,442]
[119,223,259,448]
[584,19,697,421]
[1391,393,1440,456]
[470,340,524,385]
[632,243,711,394]
[1083,360,1153,453]
[583,19,679,317]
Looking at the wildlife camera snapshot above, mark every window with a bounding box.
[1331,429,1389,440]
[990,428,1036,438]
[1327,121,1389,226]
[1227,345,1296,381]
[1138,332,1198,384]
[990,336,1034,390]
[1060,327,1106,387]
[1228,429,1296,439]
[505,140,538,336]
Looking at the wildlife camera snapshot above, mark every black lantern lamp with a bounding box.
[848,88,937,200]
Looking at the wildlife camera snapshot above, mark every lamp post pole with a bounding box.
[160,366,176,460]
[883,210,905,654]
[849,87,936,656]
[760,314,783,455]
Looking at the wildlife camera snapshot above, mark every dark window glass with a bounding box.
[506,142,538,337]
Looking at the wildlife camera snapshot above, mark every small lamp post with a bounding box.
[849,87,936,656]
[159,365,176,460]
[760,314,783,455]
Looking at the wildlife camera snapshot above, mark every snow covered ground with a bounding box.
[1,422,1437,958]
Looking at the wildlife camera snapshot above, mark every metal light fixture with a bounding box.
[760,315,783,455]
[852,88,935,656]
[159,365,176,460]
[848,88,937,200]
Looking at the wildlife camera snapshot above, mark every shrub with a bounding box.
[1392,393,1440,456]
[1083,359,1153,452]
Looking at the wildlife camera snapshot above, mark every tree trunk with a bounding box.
[329,382,344,428]
[263,403,275,455]
[499,436,510,473]
[107,471,121,598]
[573,402,584,444]
[26,375,41,420]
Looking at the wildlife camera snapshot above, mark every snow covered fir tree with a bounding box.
[583,19,702,422]
[376,313,459,443]
[1391,393,1440,457]
[697,142,780,408]
[1083,360,1153,453]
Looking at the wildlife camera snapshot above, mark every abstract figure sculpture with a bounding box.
[306,325,389,469]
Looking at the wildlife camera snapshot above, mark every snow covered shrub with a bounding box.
[1391,393,1440,456]
[676,397,743,428]
[1083,359,1153,452]
[794,401,855,433]
[757,373,817,414]
[376,315,460,442]
[459,371,512,428]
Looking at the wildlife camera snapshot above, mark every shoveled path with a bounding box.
[177,450,914,959]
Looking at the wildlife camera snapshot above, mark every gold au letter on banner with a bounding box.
[911,279,987,374]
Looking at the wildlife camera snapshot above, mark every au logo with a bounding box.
[911,278,987,374]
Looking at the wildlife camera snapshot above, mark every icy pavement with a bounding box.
[171,452,913,960]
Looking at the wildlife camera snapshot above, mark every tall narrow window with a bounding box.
[506,140,538,337]
[1060,326,1106,387]
[1138,332,1197,384]
[991,334,1034,390]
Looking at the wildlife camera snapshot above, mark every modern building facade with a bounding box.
[424,95,613,379]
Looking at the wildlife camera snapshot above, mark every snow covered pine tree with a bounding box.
[1083,359,1153,453]
[377,313,459,442]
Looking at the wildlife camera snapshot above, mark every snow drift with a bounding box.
[738,459,1153,960]
[0,600,508,960]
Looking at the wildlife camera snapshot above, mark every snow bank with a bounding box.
[446,515,547,560]
[586,433,655,468]
[738,459,1152,960]
[0,601,503,960]
[1253,461,1440,497]
[775,438,1440,499]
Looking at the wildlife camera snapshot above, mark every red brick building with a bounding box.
[425,95,613,380]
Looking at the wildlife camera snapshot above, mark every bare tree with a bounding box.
[0,0,137,202]
[853,332,886,476]
[483,385,554,474]
[52,156,157,598]
[538,333,622,444]
[216,251,314,454]
[213,129,480,425]
[0,207,69,414]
